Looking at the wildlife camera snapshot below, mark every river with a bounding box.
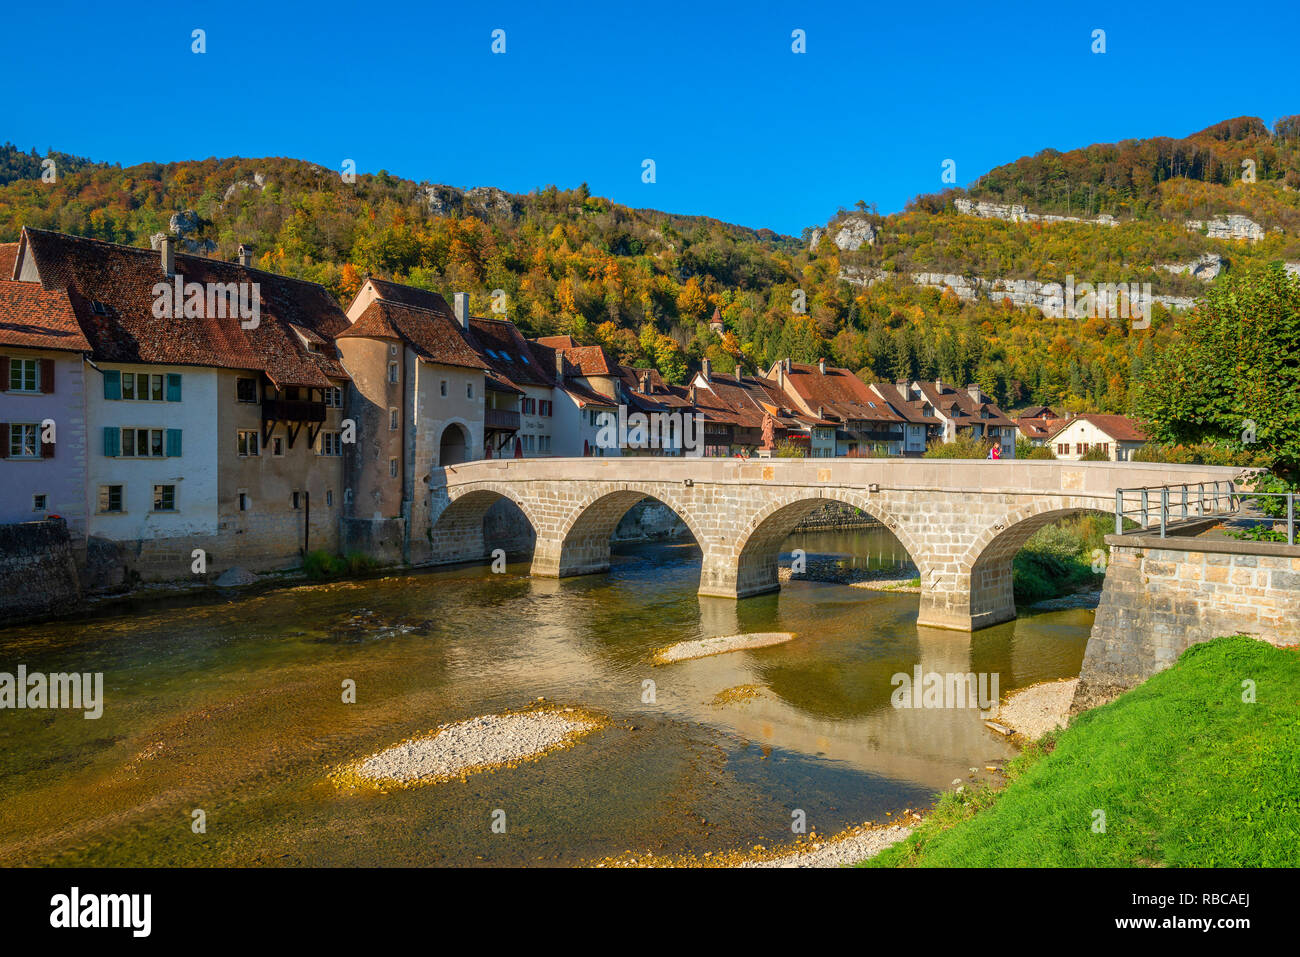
[0,528,1092,866]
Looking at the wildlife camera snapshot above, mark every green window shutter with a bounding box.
[166,373,182,402]
[165,429,182,458]
[103,427,120,457]
[103,370,121,400]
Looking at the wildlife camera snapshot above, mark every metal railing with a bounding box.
[1115,482,1296,545]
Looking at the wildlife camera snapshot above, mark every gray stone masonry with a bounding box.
[426,458,1242,631]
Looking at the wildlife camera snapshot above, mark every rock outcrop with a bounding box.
[954,197,1117,227]
[1184,214,1265,241]
[1158,253,1224,281]
[839,266,1196,314]
[832,217,875,251]
[149,210,216,255]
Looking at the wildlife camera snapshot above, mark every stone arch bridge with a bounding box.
[427,458,1241,631]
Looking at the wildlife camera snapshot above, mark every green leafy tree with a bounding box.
[1134,263,1300,469]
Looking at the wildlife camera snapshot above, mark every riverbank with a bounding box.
[864,636,1300,867]
[590,820,915,868]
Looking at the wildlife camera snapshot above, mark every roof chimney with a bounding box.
[161,236,175,277]
[818,357,826,375]
[701,358,711,382]
[237,243,253,268]
[935,378,943,392]
[783,358,792,374]
[688,384,697,405]
[640,370,651,394]
[735,363,743,380]
[453,292,470,328]
[554,352,566,386]
[966,384,981,401]
[776,363,786,391]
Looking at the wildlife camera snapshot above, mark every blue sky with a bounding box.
[3,1,1297,236]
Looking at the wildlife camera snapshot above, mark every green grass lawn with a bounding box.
[866,636,1300,867]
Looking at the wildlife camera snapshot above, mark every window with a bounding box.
[522,397,536,415]
[323,387,343,408]
[1076,443,1086,455]
[8,358,39,392]
[522,434,535,452]
[389,408,398,431]
[98,485,123,513]
[33,494,47,511]
[118,428,167,458]
[538,435,552,453]
[389,458,398,478]
[466,382,474,399]
[153,485,176,511]
[271,436,284,457]
[539,400,552,417]
[237,377,258,403]
[343,488,353,505]
[325,490,334,507]
[440,380,448,397]
[389,344,398,357]
[7,423,39,458]
[110,371,180,402]
[388,362,399,384]
[238,430,260,457]
[238,491,249,511]
[320,432,343,456]
[291,491,302,510]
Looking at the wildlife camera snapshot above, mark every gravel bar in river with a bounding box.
[654,632,796,664]
[333,709,602,788]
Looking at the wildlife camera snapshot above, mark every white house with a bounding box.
[1049,414,1148,461]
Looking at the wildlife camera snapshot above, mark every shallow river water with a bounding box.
[0,529,1092,866]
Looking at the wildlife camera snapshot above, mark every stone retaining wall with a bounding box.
[0,518,81,621]
[1074,533,1300,710]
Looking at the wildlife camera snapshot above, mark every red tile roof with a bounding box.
[0,243,18,281]
[0,281,91,352]
[1017,417,1058,440]
[779,361,904,424]
[20,228,349,387]
[338,299,485,370]
[364,278,455,316]
[1057,413,1149,442]
[868,382,942,425]
[468,316,554,389]
[555,344,616,377]
[910,380,1015,428]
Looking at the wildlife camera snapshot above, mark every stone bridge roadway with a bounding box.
[427,457,1242,631]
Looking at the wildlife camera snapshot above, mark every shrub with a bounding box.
[303,549,345,579]
[1079,445,1110,461]
[923,434,993,459]
[1132,441,1274,467]
[774,439,806,458]
[304,549,377,579]
[1015,438,1055,460]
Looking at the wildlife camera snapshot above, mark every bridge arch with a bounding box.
[714,490,925,599]
[533,485,707,579]
[428,481,544,567]
[958,500,1111,629]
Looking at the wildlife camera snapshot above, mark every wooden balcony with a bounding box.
[262,398,326,422]
[484,408,521,431]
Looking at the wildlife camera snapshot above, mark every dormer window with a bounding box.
[91,300,110,315]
